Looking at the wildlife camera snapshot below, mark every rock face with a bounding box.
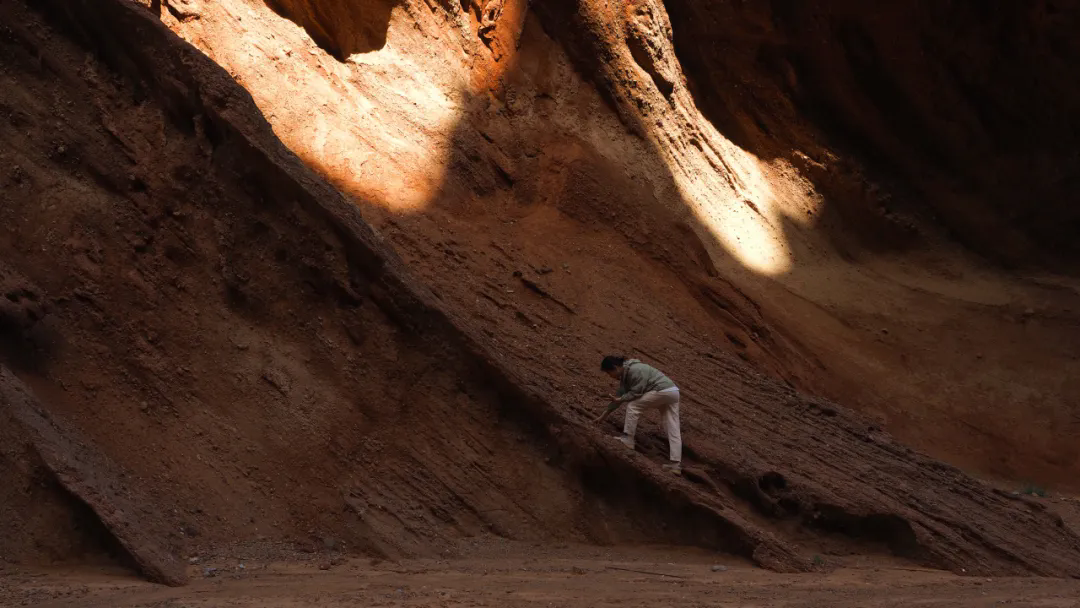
[2,0,1080,585]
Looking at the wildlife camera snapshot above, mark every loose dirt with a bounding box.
[5,543,1080,608]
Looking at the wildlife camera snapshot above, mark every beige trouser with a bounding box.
[623,387,681,463]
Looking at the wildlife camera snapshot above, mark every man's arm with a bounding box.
[614,367,648,403]
[593,400,621,423]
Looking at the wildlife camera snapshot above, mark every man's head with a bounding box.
[600,355,625,379]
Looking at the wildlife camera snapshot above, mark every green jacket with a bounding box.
[615,359,676,403]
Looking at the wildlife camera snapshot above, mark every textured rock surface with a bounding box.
[1,367,188,585]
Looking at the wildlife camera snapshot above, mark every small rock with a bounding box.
[261,366,292,394]
[711,564,728,572]
[169,0,202,20]
[203,567,218,577]
[188,556,200,564]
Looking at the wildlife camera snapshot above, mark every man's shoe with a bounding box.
[611,434,635,450]
[662,462,682,475]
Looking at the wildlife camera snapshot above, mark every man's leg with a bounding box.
[622,391,662,447]
[660,392,682,463]
[621,401,646,448]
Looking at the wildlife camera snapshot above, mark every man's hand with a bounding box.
[594,400,619,424]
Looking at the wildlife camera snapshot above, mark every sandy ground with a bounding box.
[5,543,1080,608]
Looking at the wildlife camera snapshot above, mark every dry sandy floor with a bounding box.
[4,543,1079,608]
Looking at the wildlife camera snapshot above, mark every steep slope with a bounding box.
[2,0,1080,584]
[144,0,1080,492]
[0,0,651,572]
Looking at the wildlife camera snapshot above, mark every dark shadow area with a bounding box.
[47,468,141,569]
[264,0,397,59]
[809,507,923,559]
[0,320,57,375]
[0,266,54,373]
[0,436,131,569]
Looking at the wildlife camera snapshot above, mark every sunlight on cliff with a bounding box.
[679,153,816,276]
[162,0,504,213]
[657,95,823,276]
[162,0,817,276]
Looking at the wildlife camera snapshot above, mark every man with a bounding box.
[594,355,682,474]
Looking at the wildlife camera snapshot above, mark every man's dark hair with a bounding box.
[600,355,626,371]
